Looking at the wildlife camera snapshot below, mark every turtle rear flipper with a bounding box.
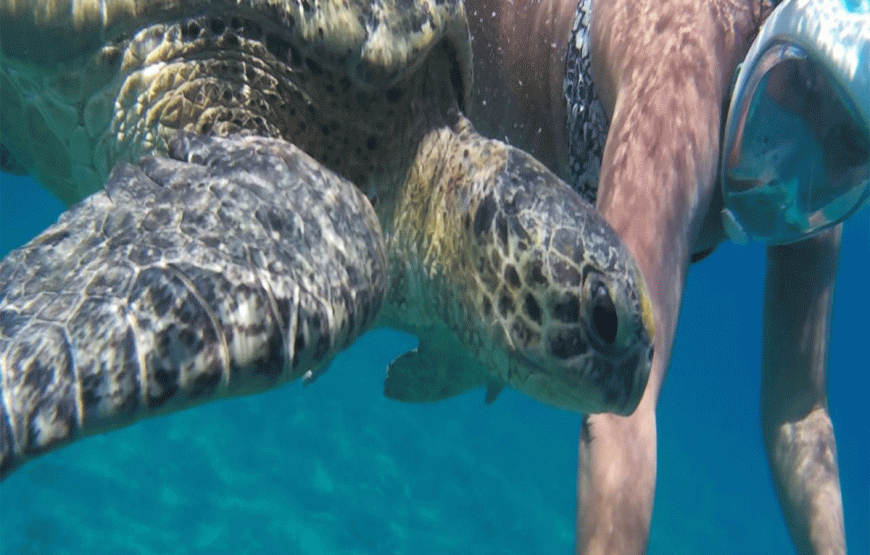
[0,134,387,478]
[384,327,494,404]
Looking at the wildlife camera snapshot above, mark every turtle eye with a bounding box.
[589,281,617,345]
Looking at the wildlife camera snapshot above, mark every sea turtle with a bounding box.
[0,0,655,477]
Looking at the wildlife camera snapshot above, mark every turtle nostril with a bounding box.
[591,284,617,344]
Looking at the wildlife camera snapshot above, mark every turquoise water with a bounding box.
[0,171,867,554]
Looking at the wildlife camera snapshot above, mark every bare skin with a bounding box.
[763,227,846,555]
[467,0,575,174]
[464,0,847,553]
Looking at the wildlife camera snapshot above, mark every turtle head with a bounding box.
[465,147,655,415]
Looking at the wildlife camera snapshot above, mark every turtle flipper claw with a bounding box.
[0,134,387,478]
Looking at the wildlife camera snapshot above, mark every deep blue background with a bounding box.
[1,171,867,554]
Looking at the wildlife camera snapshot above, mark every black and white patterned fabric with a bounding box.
[563,0,609,205]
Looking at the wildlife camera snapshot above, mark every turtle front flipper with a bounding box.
[384,117,655,415]
[0,134,387,478]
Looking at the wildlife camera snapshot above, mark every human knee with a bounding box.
[761,404,836,458]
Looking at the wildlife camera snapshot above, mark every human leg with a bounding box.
[576,391,657,555]
[761,226,846,555]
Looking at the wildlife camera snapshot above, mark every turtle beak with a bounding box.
[613,330,653,416]
[612,262,655,415]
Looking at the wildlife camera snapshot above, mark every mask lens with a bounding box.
[722,42,869,244]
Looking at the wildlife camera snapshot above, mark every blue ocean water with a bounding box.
[0,171,867,554]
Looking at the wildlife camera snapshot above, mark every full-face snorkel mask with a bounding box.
[721,0,870,245]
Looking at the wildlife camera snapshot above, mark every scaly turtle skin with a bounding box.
[0,0,655,478]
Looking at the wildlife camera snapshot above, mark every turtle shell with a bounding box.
[0,0,472,203]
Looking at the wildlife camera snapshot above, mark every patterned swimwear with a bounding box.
[564,0,782,208]
[563,0,609,205]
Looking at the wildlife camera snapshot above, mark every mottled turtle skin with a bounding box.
[0,0,654,477]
